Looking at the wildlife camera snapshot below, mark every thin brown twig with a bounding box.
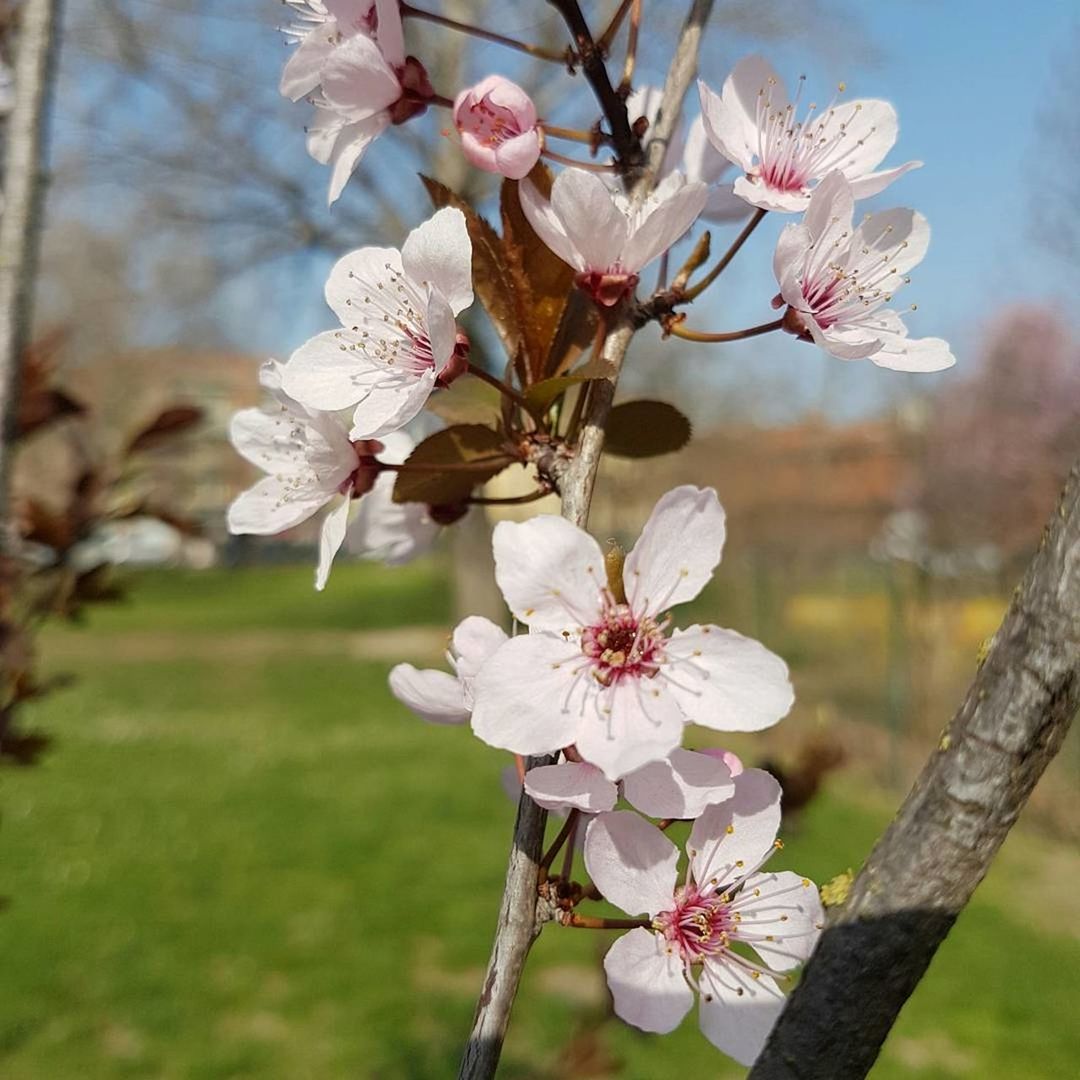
[401,2,573,64]
[595,0,634,53]
[539,810,580,875]
[684,207,767,300]
[467,490,551,507]
[619,0,642,94]
[541,147,615,172]
[466,361,530,410]
[561,913,652,930]
[667,317,783,343]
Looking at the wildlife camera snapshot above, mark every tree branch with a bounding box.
[750,458,1080,1079]
[458,4,715,1077]
[0,0,64,538]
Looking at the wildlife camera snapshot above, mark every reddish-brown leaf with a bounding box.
[392,424,516,506]
[604,400,693,458]
[126,406,204,455]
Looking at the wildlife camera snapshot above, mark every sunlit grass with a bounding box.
[0,562,1076,1078]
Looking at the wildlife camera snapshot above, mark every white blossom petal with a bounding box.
[470,633,583,756]
[584,811,679,916]
[524,762,617,812]
[321,33,400,119]
[665,625,792,733]
[604,928,695,1034]
[731,870,824,971]
[491,516,605,631]
[549,169,629,272]
[388,664,469,724]
[624,485,726,616]
[622,748,735,819]
[698,960,786,1066]
[451,616,509,682]
[401,207,474,315]
[227,476,328,535]
[315,494,351,590]
[687,769,782,890]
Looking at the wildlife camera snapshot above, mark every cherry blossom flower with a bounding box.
[345,431,441,564]
[454,76,542,180]
[698,55,921,214]
[524,747,736,817]
[228,360,400,591]
[772,172,955,372]
[389,616,508,725]
[470,486,793,780]
[624,85,748,223]
[519,168,708,306]
[281,0,434,204]
[282,206,474,438]
[584,770,824,1066]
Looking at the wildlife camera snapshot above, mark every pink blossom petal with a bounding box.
[687,769,781,889]
[388,664,469,724]
[574,677,686,781]
[698,58,781,174]
[604,928,695,1033]
[492,129,542,180]
[664,625,793,733]
[698,959,786,1066]
[584,811,679,916]
[732,175,808,213]
[401,207,474,315]
[470,633,583,756]
[624,485,726,616]
[622,748,735,819]
[698,746,744,776]
[732,870,824,971]
[846,206,930,281]
[524,762,617,812]
[491,515,605,632]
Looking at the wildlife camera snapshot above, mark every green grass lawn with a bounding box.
[1,560,1077,1078]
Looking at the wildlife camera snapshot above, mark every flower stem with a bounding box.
[466,361,530,411]
[683,207,767,300]
[668,316,783,343]
[619,0,642,94]
[541,147,615,172]
[467,490,552,507]
[539,809,580,876]
[541,122,597,145]
[400,3,572,64]
[596,0,634,52]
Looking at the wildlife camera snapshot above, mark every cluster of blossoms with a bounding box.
[226,11,959,1064]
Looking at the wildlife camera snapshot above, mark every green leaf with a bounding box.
[524,374,592,414]
[392,424,516,505]
[604,400,692,458]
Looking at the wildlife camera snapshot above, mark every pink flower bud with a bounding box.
[453,75,541,180]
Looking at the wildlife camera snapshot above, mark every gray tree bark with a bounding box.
[750,459,1080,1079]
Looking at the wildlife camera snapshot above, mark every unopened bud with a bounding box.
[604,540,627,604]
[436,331,470,387]
[428,501,469,526]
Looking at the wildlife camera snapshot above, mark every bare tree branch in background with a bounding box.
[0,0,63,530]
[750,457,1080,1079]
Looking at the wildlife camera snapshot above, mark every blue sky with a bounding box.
[53,1,1078,421]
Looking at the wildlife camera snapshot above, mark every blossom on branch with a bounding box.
[520,169,708,306]
[454,76,542,180]
[281,0,435,204]
[772,172,955,371]
[227,361,409,590]
[469,486,793,780]
[698,55,920,213]
[389,615,508,725]
[282,206,474,439]
[583,770,824,1066]
[524,747,737,817]
[624,85,748,223]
